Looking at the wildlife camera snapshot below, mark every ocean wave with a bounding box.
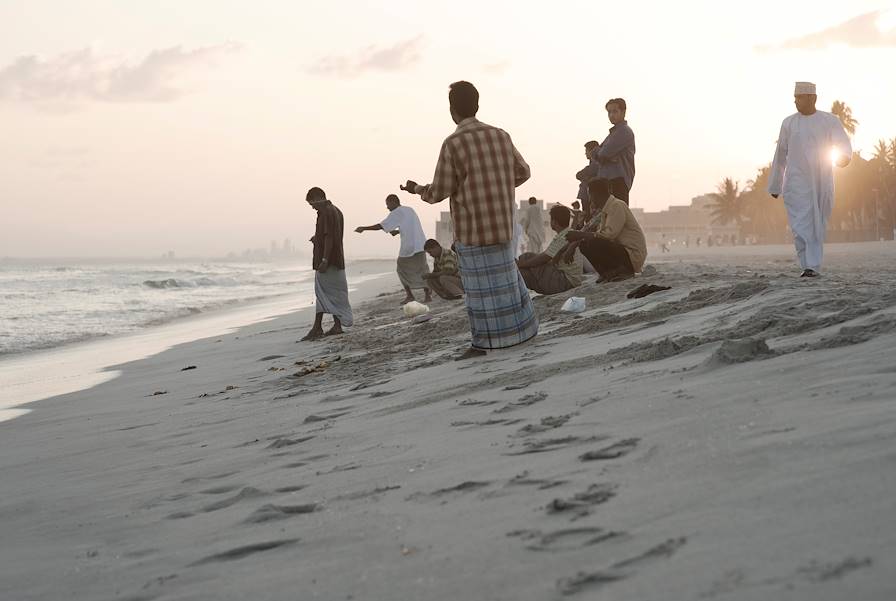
[143,276,247,289]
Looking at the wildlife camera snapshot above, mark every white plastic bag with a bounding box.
[402,301,430,318]
[560,296,586,313]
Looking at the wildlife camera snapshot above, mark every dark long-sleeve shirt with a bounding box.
[312,201,346,270]
[576,157,600,202]
[596,120,636,191]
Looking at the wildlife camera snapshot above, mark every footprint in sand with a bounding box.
[506,471,567,490]
[275,485,308,493]
[506,435,606,456]
[406,481,491,503]
[189,539,299,566]
[578,438,640,461]
[797,556,873,582]
[200,487,268,513]
[266,435,315,449]
[546,484,617,520]
[514,414,574,436]
[493,391,548,414]
[507,527,623,552]
[451,418,525,428]
[556,537,687,595]
[243,503,318,524]
[332,485,401,502]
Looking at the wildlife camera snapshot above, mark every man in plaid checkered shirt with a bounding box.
[401,81,539,360]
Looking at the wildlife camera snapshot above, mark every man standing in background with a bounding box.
[302,187,353,341]
[576,139,601,211]
[356,194,432,304]
[521,197,545,253]
[400,80,538,360]
[768,82,852,277]
[596,98,636,203]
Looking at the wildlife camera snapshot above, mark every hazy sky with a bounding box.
[2,1,895,258]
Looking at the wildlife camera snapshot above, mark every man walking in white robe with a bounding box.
[768,81,852,277]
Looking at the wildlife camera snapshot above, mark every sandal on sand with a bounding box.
[454,347,487,361]
[324,329,344,336]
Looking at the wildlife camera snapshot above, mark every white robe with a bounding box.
[521,204,545,253]
[768,111,851,271]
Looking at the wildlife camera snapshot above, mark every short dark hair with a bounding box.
[385,194,400,205]
[605,98,627,113]
[424,238,441,250]
[306,187,326,202]
[587,178,611,200]
[449,81,479,119]
[549,205,571,228]
[584,140,599,151]
[572,201,581,209]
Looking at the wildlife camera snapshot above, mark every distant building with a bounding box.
[433,199,551,248]
[631,195,738,246]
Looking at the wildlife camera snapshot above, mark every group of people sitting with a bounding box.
[516,177,648,295]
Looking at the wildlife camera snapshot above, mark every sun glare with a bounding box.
[830,148,840,165]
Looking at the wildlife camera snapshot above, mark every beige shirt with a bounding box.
[595,196,648,271]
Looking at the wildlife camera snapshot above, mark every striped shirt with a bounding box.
[433,248,459,276]
[418,118,530,246]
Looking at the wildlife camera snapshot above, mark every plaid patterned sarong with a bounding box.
[455,241,538,349]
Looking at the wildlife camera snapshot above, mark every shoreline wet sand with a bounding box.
[1,242,895,600]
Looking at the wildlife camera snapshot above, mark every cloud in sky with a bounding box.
[759,10,896,51]
[308,35,424,78]
[0,42,240,107]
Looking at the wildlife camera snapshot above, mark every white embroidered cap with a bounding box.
[794,81,816,95]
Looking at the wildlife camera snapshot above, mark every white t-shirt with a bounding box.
[380,205,427,257]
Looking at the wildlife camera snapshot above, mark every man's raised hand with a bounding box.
[400,180,419,193]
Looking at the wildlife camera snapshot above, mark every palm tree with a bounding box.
[831,100,858,136]
[873,139,890,162]
[708,177,743,229]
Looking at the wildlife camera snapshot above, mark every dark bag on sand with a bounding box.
[627,284,671,299]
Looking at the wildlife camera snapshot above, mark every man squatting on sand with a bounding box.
[401,80,539,360]
[516,204,585,295]
[355,194,432,304]
[768,81,852,277]
[422,239,464,300]
[301,187,353,341]
[564,178,648,283]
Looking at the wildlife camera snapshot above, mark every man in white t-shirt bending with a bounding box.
[356,194,432,304]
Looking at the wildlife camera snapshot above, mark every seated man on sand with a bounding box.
[516,205,584,295]
[422,239,464,300]
[564,178,647,282]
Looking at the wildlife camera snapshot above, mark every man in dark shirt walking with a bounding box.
[595,98,636,204]
[302,187,353,341]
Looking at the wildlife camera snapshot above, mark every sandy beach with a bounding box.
[2,242,895,600]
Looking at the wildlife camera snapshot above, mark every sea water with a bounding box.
[0,259,315,356]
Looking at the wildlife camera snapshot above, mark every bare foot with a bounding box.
[324,325,344,336]
[300,329,324,341]
[401,296,415,305]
